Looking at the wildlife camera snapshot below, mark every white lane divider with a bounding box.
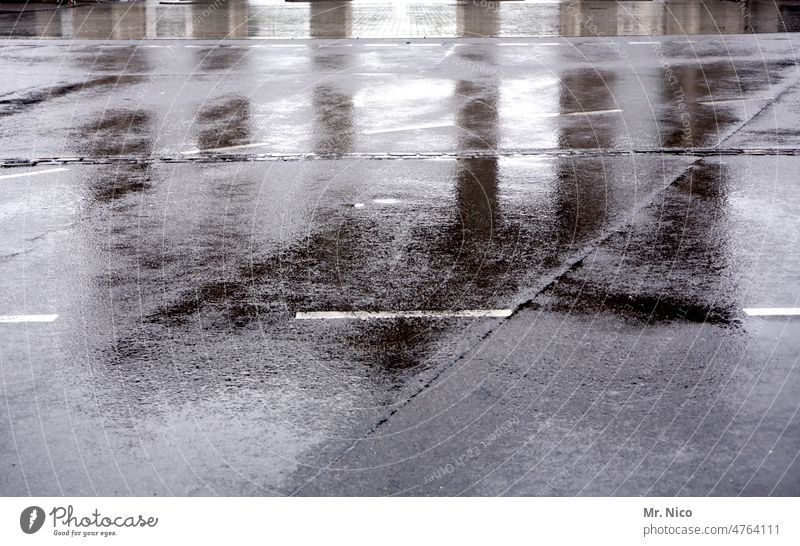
[0,168,68,181]
[182,142,270,154]
[698,97,773,105]
[363,122,453,135]
[0,315,58,323]
[561,108,623,116]
[743,308,800,317]
[296,309,512,320]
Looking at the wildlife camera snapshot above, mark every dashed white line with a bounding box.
[561,108,623,116]
[498,43,533,46]
[743,308,800,317]
[0,314,59,323]
[699,97,773,105]
[363,122,453,135]
[182,142,270,154]
[0,168,68,181]
[295,309,513,320]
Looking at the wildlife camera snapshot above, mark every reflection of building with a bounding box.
[310,1,355,153]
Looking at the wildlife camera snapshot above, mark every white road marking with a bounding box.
[540,43,565,46]
[296,309,513,320]
[561,108,623,116]
[628,41,659,45]
[410,43,442,47]
[743,308,800,317]
[0,168,68,181]
[363,122,453,135]
[0,314,58,323]
[372,198,401,204]
[499,43,532,46]
[699,97,773,105]
[365,43,398,47]
[271,44,305,48]
[182,142,270,154]
[353,203,365,208]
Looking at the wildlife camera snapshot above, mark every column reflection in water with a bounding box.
[310,1,354,154]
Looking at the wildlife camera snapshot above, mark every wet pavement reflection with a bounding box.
[4,0,800,39]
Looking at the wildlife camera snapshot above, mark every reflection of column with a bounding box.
[553,67,621,242]
[310,2,354,154]
[309,1,352,39]
[452,4,500,262]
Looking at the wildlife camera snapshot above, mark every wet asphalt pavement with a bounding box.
[1,3,800,496]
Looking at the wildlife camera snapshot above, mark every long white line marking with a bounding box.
[296,309,512,320]
[561,108,623,116]
[182,142,270,154]
[499,43,533,46]
[0,314,58,323]
[363,122,453,135]
[699,97,773,105]
[628,41,659,45]
[0,168,68,181]
[743,308,800,317]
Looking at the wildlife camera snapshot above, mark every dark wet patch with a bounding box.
[82,109,153,157]
[544,277,738,326]
[195,95,251,151]
[91,167,152,202]
[0,76,140,116]
[312,84,354,154]
[674,162,728,199]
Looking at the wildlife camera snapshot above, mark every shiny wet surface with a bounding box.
[1,27,799,495]
[3,0,800,40]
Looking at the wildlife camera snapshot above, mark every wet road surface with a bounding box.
[1,24,799,496]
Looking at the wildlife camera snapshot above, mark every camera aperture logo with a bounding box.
[20,506,45,534]
[19,505,159,538]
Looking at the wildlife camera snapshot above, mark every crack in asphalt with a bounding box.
[286,75,800,497]
[2,147,800,169]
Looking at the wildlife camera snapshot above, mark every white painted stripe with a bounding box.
[0,168,68,181]
[699,97,772,105]
[539,43,564,46]
[743,308,800,317]
[499,43,532,46]
[296,309,512,320]
[0,314,58,323]
[182,142,270,154]
[628,41,658,45]
[364,122,453,135]
[561,108,623,116]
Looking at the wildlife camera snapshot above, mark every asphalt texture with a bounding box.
[1,3,799,496]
